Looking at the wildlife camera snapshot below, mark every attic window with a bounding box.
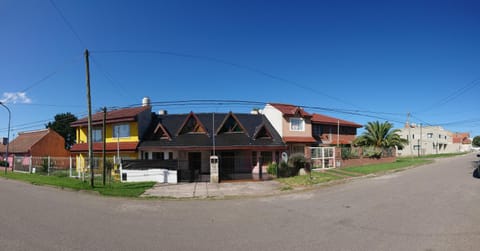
[254,126,272,139]
[290,118,305,131]
[179,116,206,134]
[218,115,244,134]
[154,124,171,140]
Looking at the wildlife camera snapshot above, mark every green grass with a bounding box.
[342,158,431,174]
[278,157,434,187]
[0,172,155,197]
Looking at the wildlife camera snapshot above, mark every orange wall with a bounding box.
[31,132,70,157]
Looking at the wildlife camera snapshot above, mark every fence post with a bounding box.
[48,156,50,176]
[29,156,32,173]
[69,156,72,178]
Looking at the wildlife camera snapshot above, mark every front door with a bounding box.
[220,152,235,180]
[188,152,201,182]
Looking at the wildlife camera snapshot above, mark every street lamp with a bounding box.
[0,101,11,174]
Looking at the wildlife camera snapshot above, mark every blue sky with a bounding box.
[1,0,479,139]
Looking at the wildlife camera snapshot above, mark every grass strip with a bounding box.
[0,172,155,197]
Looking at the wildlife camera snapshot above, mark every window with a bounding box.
[260,151,273,164]
[312,125,322,136]
[412,134,415,139]
[218,115,244,133]
[290,118,305,131]
[413,145,420,150]
[427,133,433,138]
[113,124,130,138]
[92,128,102,142]
[153,152,164,160]
[168,152,173,160]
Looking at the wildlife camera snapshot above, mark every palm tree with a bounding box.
[354,121,407,149]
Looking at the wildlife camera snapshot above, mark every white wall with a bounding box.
[122,169,177,184]
[262,104,284,137]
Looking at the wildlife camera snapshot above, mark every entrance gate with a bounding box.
[310,147,336,169]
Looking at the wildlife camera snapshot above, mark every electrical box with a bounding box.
[210,155,219,183]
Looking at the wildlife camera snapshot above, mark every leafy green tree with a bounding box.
[473,136,480,147]
[354,121,408,149]
[46,112,77,149]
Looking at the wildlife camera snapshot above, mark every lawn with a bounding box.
[277,157,434,187]
[0,172,155,197]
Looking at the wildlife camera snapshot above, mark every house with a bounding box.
[311,113,362,146]
[0,128,70,170]
[452,132,472,152]
[397,124,463,156]
[262,103,362,153]
[137,111,286,182]
[70,100,152,172]
[262,103,316,156]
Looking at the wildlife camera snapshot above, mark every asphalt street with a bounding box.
[1,153,479,251]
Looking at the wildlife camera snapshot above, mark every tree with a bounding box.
[473,136,480,147]
[46,112,77,149]
[354,121,408,149]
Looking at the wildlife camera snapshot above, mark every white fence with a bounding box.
[11,156,78,177]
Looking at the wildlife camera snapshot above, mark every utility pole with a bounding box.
[102,107,107,186]
[85,49,94,188]
[419,123,423,157]
[407,112,412,156]
[337,120,340,147]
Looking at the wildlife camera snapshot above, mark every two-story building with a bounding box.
[397,124,457,156]
[70,101,152,171]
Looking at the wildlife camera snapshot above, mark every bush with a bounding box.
[363,147,383,159]
[277,161,295,177]
[341,147,359,160]
[288,153,307,172]
[267,162,277,176]
[0,160,9,167]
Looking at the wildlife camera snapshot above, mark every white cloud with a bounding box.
[0,92,32,104]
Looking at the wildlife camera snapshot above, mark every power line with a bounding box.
[89,55,130,99]
[91,50,362,109]
[418,78,480,113]
[49,0,87,49]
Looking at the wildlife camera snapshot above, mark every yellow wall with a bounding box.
[77,122,139,143]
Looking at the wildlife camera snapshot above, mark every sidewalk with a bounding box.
[142,180,285,199]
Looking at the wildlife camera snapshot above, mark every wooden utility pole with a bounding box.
[102,107,107,186]
[85,49,94,188]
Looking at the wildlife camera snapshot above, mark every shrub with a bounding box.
[363,147,383,159]
[277,161,295,177]
[0,160,9,167]
[288,153,307,172]
[267,162,277,176]
[341,147,359,160]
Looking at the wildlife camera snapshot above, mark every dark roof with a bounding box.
[311,113,362,128]
[0,129,50,153]
[139,112,286,150]
[71,106,150,127]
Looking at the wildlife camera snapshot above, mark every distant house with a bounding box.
[0,128,70,167]
[138,111,286,182]
[397,124,469,156]
[70,102,152,171]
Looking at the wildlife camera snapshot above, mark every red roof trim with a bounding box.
[71,106,150,127]
[269,103,312,117]
[283,136,317,143]
[311,113,362,128]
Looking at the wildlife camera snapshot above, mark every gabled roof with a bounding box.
[216,112,249,136]
[71,106,150,127]
[139,112,285,150]
[311,113,362,128]
[452,132,471,144]
[176,112,209,136]
[0,129,50,153]
[268,103,311,117]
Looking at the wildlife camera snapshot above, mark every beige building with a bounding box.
[397,124,462,156]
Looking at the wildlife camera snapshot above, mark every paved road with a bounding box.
[1,153,479,251]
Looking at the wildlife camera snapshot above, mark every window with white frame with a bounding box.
[427,133,433,138]
[113,124,130,138]
[290,118,305,131]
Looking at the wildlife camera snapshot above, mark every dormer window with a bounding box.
[178,113,207,135]
[290,118,305,131]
